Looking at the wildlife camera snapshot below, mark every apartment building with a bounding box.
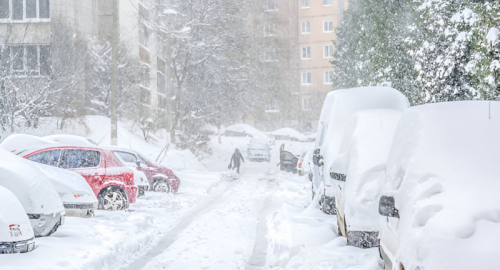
[0,0,167,117]
[297,0,347,130]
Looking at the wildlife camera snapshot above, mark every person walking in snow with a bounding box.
[229,148,245,174]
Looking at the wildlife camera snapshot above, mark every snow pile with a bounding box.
[382,101,500,269]
[272,128,308,142]
[0,186,35,243]
[265,172,380,269]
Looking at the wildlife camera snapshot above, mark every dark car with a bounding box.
[105,147,180,193]
[279,144,298,174]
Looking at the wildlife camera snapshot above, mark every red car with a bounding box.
[105,147,180,193]
[1,136,137,211]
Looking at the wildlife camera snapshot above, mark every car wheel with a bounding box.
[153,179,171,193]
[98,186,129,211]
[45,218,63,237]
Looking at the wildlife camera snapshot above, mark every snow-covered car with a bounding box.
[247,138,271,162]
[272,128,308,142]
[0,149,65,237]
[106,147,181,193]
[224,124,268,139]
[378,101,500,270]
[35,163,98,217]
[0,135,138,211]
[0,186,36,254]
[329,109,402,248]
[297,150,312,178]
[279,144,298,174]
[129,167,149,197]
[311,87,409,215]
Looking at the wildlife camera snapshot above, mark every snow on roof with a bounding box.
[0,149,64,215]
[0,134,96,156]
[383,101,500,269]
[225,124,267,139]
[272,128,308,142]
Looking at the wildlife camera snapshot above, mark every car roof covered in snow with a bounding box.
[225,124,268,139]
[329,109,402,231]
[0,149,64,215]
[0,134,100,157]
[248,138,271,149]
[272,128,308,142]
[382,101,500,269]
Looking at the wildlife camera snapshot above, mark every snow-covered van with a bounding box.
[329,109,402,248]
[247,138,271,162]
[378,101,500,270]
[0,134,138,211]
[0,149,65,237]
[312,87,409,215]
[0,186,36,254]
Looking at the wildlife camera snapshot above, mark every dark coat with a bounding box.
[230,149,245,167]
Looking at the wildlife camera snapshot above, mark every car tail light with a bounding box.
[298,163,302,167]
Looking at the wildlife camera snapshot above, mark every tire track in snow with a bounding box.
[124,179,235,270]
[245,195,281,270]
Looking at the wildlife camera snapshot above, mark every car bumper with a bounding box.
[138,185,149,197]
[347,230,379,248]
[28,211,65,237]
[0,237,35,254]
[64,202,98,218]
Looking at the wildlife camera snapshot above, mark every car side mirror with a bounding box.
[136,161,142,168]
[379,196,399,218]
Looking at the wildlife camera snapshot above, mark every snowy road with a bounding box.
[1,138,381,270]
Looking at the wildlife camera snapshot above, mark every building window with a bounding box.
[324,44,333,58]
[264,49,278,62]
[140,87,151,105]
[302,72,311,85]
[265,99,279,113]
[157,71,167,109]
[6,44,50,76]
[139,22,150,49]
[264,23,276,37]
[140,64,150,88]
[323,20,333,32]
[301,21,310,34]
[324,70,334,84]
[0,0,50,21]
[302,98,311,111]
[323,0,333,6]
[301,47,311,59]
[301,0,310,9]
[265,0,277,12]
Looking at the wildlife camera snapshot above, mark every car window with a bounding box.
[136,155,148,167]
[114,151,138,166]
[26,150,61,167]
[60,149,101,169]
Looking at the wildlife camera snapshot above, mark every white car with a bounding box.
[0,186,36,254]
[297,150,312,178]
[35,165,98,217]
[329,109,402,248]
[312,87,409,215]
[0,149,65,237]
[378,101,500,270]
[129,167,149,197]
[247,138,271,162]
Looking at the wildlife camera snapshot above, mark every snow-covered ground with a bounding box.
[0,119,382,270]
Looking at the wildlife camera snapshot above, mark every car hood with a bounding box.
[0,149,64,215]
[0,186,35,242]
[32,163,97,204]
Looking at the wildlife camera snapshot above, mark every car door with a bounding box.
[136,154,155,179]
[59,149,105,195]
